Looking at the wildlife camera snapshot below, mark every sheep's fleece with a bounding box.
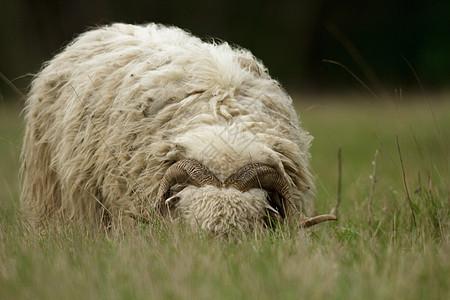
[22,23,315,234]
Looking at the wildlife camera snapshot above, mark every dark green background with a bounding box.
[1,0,448,98]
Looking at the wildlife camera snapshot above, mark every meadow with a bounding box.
[0,93,448,299]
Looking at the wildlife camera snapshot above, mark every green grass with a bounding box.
[1,94,449,299]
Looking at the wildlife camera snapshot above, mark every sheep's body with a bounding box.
[22,23,314,233]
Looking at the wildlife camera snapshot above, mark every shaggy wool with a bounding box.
[22,23,314,233]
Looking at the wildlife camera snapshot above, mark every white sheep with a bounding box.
[22,23,336,234]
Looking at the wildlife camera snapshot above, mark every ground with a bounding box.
[0,93,449,299]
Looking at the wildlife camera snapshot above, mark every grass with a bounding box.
[0,94,449,299]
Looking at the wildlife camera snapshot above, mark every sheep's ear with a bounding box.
[236,56,265,77]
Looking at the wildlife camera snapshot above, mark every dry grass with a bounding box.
[0,94,449,299]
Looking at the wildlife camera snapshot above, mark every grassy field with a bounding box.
[0,94,449,299]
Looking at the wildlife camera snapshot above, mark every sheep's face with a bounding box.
[155,125,290,235]
[171,186,271,234]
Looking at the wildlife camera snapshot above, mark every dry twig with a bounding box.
[298,147,342,228]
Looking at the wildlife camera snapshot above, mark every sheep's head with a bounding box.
[155,159,291,233]
[153,125,337,235]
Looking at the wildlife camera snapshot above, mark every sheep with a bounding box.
[21,23,336,234]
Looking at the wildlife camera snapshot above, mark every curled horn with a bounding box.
[225,163,291,217]
[224,163,338,227]
[155,159,221,214]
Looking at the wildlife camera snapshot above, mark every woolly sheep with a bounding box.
[22,23,336,234]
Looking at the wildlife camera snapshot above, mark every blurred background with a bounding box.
[0,0,449,100]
